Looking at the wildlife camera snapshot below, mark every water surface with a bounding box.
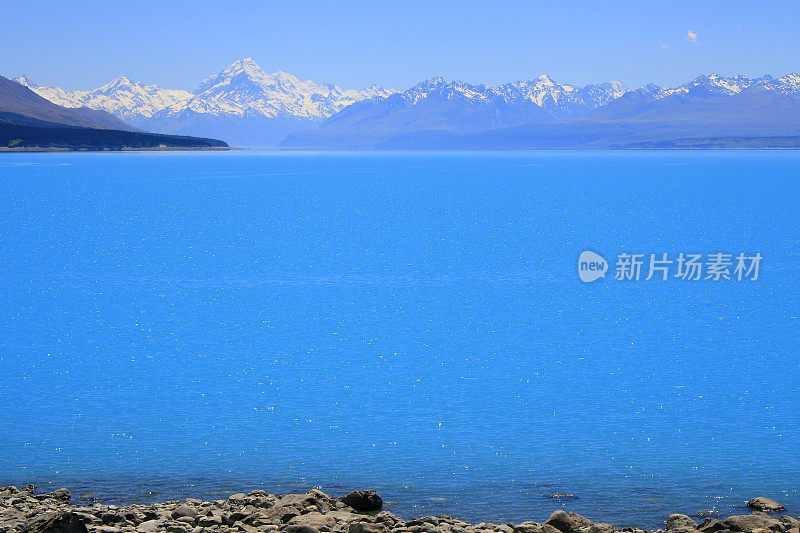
[0,151,798,527]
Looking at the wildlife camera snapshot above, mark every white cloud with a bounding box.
[658,43,670,50]
[686,30,698,44]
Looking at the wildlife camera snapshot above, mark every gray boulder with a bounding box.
[342,490,383,512]
[546,511,593,533]
[349,523,388,533]
[780,517,800,529]
[170,504,198,520]
[136,519,161,532]
[49,489,71,502]
[288,512,337,531]
[284,525,321,533]
[722,514,781,532]
[697,519,727,533]
[20,512,88,533]
[747,499,786,513]
[667,515,698,531]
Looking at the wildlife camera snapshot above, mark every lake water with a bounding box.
[0,150,798,527]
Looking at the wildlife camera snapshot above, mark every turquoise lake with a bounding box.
[0,150,798,527]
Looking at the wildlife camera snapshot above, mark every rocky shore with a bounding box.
[1,485,796,533]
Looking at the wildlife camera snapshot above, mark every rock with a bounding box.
[780,517,800,529]
[514,522,542,533]
[747,499,786,513]
[697,519,727,533]
[375,512,402,526]
[136,519,161,532]
[723,515,781,532]
[20,512,88,533]
[284,525,321,533]
[170,504,198,519]
[542,524,567,533]
[198,515,224,527]
[48,489,71,503]
[545,494,580,501]
[289,512,337,531]
[586,524,615,533]
[546,511,593,533]
[100,512,126,525]
[667,515,699,531]
[406,518,440,527]
[229,511,250,523]
[349,523,388,533]
[341,490,383,512]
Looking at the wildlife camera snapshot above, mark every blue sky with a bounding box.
[2,1,799,91]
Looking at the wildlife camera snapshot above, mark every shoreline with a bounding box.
[1,486,795,533]
[0,146,235,153]
[3,146,800,153]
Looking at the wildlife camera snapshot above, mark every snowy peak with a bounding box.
[647,73,800,100]
[100,76,134,90]
[14,75,38,88]
[397,75,626,119]
[16,74,192,121]
[184,58,396,119]
[14,58,397,126]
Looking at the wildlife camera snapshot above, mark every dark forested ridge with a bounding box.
[0,120,228,151]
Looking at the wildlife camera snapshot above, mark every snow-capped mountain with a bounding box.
[498,75,627,119]
[16,64,800,147]
[16,58,397,145]
[388,75,626,119]
[616,73,800,102]
[282,75,627,148]
[180,57,395,119]
[286,71,800,149]
[589,72,800,123]
[15,75,192,125]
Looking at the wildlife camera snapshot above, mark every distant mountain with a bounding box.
[17,58,396,146]
[586,73,800,123]
[284,77,573,148]
[284,73,800,149]
[0,75,138,131]
[16,75,193,125]
[0,76,227,151]
[497,75,627,119]
[18,64,800,149]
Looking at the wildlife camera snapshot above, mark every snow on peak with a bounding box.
[14,75,38,88]
[185,58,397,119]
[19,75,193,120]
[648,72,800,99]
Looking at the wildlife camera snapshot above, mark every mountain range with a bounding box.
[284,72,800,148]
[17,58,395,146]
[0,75,227,150]
[13,58,800,149]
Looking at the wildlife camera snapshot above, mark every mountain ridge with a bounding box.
[12,61,800,148]
[0,75,139,131]
[0,75,228,150]
[284,71,800,149]
[15,58,397,146]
